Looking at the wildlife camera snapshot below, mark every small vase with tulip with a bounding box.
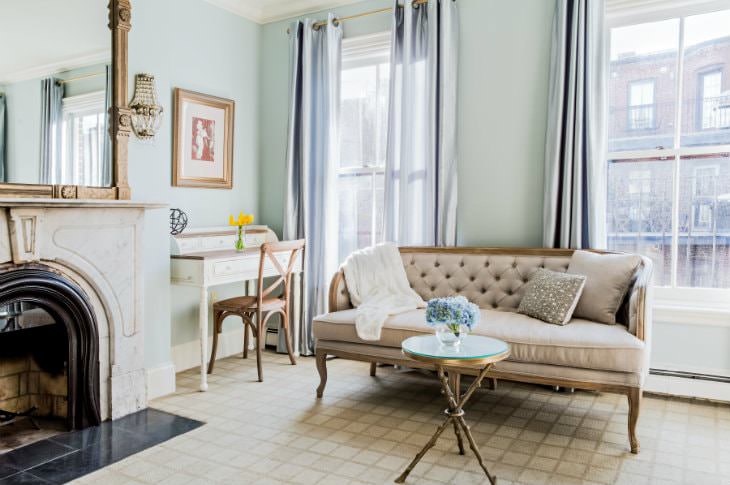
[228,212,254,252]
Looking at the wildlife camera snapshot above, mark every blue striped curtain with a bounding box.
[39,78,64,184]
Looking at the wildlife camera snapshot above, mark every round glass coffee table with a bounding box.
[396,335,510,485]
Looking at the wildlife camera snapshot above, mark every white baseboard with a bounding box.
[172,328,248,373]
[146,362,176,400]
[645,373,730,402]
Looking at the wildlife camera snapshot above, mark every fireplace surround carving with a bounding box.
[0,199,165,424]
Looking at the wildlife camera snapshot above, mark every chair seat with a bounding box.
[214,295,285,313]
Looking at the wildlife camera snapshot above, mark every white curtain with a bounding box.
[384,0,459,246]
[283,15,342,356]
[543,0,607,249]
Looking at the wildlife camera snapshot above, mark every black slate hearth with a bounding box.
[0,409,203,484]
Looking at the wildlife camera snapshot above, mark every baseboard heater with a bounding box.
[650,368,730,384]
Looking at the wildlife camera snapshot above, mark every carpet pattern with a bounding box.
[71,351,730,485]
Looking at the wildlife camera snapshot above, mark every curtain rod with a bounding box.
[286,0,428,34]
[56,71,105,86]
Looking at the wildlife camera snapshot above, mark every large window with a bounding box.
[337,33,391,263]
[607,6,730,289]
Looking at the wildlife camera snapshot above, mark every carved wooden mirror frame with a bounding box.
[0,0,132,200]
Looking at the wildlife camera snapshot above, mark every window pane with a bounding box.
[676,153,730,287]
[680,9,730,147]
[338,173,374,264]
[607,157,674,285]
[609,19,679,151]
[339,61,390,169]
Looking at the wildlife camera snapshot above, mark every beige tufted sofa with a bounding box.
[312,247,653,454]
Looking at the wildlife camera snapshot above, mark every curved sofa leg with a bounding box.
[370,362,377,377]
[316,349,328,398]
[627,387,642,454]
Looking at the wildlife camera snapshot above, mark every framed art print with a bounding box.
[172,88,234,188]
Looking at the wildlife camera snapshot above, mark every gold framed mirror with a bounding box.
[0,0,131,199]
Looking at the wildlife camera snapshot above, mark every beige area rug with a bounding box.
[72,351,730,484]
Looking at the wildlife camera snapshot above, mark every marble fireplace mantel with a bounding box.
[0,199,166,421]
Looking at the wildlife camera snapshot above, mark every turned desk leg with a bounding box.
[291,272,302,357]
[199,286,209,392]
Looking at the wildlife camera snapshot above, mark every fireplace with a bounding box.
[0,266,101,433]
[0,200,162,452]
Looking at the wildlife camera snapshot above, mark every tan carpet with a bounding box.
[73,351,730,484]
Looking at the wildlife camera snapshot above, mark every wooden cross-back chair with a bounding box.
[207,239,305,382]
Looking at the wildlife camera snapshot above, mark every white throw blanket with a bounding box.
[343,243,425,341]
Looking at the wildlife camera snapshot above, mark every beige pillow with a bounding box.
[517,269,586,325]
[567,250,641,324]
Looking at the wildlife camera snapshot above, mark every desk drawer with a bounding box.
[202,236,235,250]
[212,258,257,277]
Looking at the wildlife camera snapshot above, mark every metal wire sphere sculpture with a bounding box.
[170,208,188,235]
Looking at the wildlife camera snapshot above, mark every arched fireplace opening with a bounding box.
[0,265,101,434]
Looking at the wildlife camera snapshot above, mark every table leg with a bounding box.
[395,364,497,484]
[199,286,209,392]
[394,416,452,484]
[457,416,497,485]
[246,280,256,351]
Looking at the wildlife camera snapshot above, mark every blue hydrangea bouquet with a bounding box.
[425,296,480,346]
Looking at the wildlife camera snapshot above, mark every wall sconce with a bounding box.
[129,73,163,140]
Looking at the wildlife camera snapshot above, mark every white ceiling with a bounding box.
[0,0,109,84]
[203,0,362,24]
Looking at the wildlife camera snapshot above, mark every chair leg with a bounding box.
[627,388,642,454]
[255,311,264,382]
[207,311,224,374]
[316,348,328,398]
[370,362,377,377]
[243,317,250,359]
[281,311,297,366]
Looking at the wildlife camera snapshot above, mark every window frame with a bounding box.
[627,78,657,130]
[697,67,724,130]
[606,0,730,304]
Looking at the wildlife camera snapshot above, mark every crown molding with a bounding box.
[0,50,110,85]
[202,0,264,23]
[203,0,362,24]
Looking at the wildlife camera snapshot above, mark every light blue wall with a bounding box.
[128,0,261,367]
[258,0,554,248]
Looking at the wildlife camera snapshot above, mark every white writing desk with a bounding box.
[170,227,303,391]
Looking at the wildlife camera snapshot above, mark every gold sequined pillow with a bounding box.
[517,268,586,325]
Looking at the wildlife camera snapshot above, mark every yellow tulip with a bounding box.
[237,212,245,225]
[244,214,254,225]
[228,215,236,226]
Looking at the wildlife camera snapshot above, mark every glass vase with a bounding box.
[435,323,469,347]
[235,226,245,252]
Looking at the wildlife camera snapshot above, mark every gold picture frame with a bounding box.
[172,88,234,189]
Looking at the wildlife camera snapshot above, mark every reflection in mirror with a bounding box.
[0,0,111,187]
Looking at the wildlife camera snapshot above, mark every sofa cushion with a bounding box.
[567,250,642,325]
[313,308,645,374]
[517,268,586,325]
